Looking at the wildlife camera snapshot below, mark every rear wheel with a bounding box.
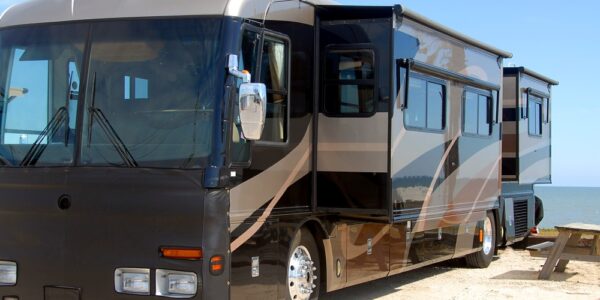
[287,228,320,300]
[466,211,496,268]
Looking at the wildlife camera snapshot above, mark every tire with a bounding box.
[287,228,321,300]
[466,211,496,268]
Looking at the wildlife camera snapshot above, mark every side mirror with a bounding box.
[238,82,267,141]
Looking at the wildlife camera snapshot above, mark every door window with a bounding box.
[324,49,375,115]
[259,35,289,143]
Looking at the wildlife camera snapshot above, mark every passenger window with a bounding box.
[463,90,492,136]
[259,36,289,143]
[404,75,445,130]
[324,49,375,115]
[240,30,260,78]
[231,29,261,164]
[528,94,543,136]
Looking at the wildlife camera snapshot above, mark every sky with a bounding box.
[0,0,598,187]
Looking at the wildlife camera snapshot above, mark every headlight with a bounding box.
[114,268,150,295]
[0,261,17,286]
[156,269,197,298]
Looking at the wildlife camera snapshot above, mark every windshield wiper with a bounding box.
[20,71,76,167]
[20,106,68,167]
[87,73,138,168]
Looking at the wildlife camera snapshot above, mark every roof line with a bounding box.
[505,67,559,85]
[396,5,513,59]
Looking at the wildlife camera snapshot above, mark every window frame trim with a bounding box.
[254,30,292,147]
[462,86,494,139]
[322,44,378,118]
[527,94,544,137]
[402,71,447,134]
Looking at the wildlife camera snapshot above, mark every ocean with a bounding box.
[534,186,600,228]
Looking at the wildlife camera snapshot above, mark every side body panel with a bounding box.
[228,17,316,299]
[389,15,501,273]
[517,73,552,184]
[500,67,555,244]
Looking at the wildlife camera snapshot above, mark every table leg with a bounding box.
[539,231,570,280]
[555,233,582,272]
[592,235,600,256]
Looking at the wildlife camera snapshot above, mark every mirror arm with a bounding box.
[227,54,251,83]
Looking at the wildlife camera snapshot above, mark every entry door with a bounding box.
[316,17,391,214]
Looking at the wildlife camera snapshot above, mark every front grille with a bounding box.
[513,199,529,237]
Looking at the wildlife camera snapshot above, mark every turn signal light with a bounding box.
[479,229,483,243]
[160,247,203,260]
[210,255,225,275]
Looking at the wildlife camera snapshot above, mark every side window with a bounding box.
[324,49,375,115]
[231,29,261,164]
[259,35,289,143]
[240,30,261,79]
[404,74,445,131]
[528,94,543,136]
[463,90,492,136]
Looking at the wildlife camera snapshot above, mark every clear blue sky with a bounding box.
[1,1,597,187]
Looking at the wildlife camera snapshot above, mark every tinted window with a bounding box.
[260,36,289,143]
[404,75,445,130]
[231,29,261,163]
[324,49,375,115]
[464,91,478,134]
[463,90,491,136]
[82,18,221,168]
[528,95,542,136]
[0,23,87,166]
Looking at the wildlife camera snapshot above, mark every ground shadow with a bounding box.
[492,270,576,281]
[321,263,455,300]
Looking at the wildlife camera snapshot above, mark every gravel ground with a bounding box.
[322,247,600,300]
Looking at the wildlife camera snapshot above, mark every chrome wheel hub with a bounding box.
[288,245,317,300]
[483,216,493,255]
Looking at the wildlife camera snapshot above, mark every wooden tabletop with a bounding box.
[555,223,600,235]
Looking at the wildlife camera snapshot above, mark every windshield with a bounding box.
[0,18,222,168]
[0,23,87,166]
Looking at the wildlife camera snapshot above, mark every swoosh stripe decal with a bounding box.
[230,148,311,252]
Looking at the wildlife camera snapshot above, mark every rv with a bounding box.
[500,67,558,244]
[0,0,553,299]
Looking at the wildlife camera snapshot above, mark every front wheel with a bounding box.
[466,211,496,268]
[287,228,320,300]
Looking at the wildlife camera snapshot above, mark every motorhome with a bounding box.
[500,67,558,244]
[0,0,552,299]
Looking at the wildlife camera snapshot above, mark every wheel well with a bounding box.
[300,219,328,290]
[492,209,502,253]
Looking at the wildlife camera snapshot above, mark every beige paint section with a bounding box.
[317,113,388,173]
[0,0,338,27]
[229,124,312,232]
[398,18,502,84]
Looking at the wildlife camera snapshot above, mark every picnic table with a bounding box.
[527,223,600,280]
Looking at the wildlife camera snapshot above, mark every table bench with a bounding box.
[526,223,600,280]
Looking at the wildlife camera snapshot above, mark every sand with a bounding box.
[322,247,600,300]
